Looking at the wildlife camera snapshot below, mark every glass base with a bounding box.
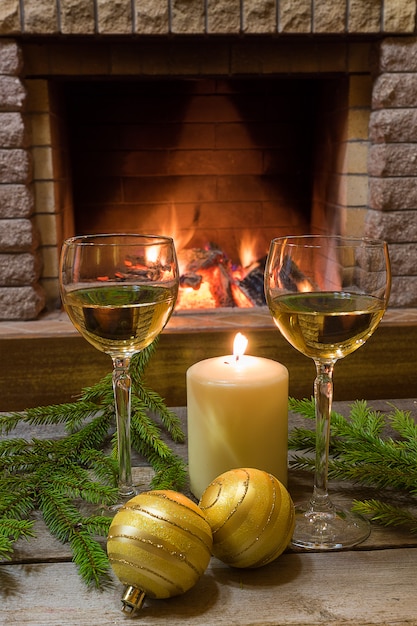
[97,485,138,517]
[291,500,370,550]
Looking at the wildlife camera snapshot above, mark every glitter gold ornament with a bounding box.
[199,467,295,568]
[107,490,213,615]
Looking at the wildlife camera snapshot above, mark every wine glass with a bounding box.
[59,234,179,504]
[264,235,391,550]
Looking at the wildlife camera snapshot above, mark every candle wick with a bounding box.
[235,354,239,362]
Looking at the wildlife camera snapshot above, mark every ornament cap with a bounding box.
[121,585,146,616]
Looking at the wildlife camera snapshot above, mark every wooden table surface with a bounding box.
[2,400,417,626]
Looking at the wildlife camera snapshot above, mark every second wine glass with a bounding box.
[265,235,391,550]
[60,234,179,504]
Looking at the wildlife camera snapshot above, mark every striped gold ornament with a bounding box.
[107,490,213,611]
[199,467,295,568]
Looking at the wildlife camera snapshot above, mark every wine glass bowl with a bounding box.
[265,235,391,550]
[60,234,179,503]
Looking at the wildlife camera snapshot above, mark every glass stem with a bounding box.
[112,356,135,499]
[311,360,335,513]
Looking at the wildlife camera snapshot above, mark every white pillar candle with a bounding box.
[187,333,289,499]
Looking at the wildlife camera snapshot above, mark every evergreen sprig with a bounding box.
[0,340,186,588]
[288,397,417,534]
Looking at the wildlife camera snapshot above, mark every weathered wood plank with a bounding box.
[3,402,417,564]
[1,323,417,411]
[2,403,417,625]
[6,470,417,567]
[2,548,417,625]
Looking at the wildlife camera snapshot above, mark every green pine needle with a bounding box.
[289,397,417,535]
[69,528,112,588]
[0,517,35,560]
[354,499,417,534]
[135,384,185,444]
[0,340,187,588]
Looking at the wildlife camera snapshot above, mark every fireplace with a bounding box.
[64,75,321,309]
[57,67,357,313]
[0,0,416,320]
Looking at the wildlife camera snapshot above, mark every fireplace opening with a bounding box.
[61,76,347,310]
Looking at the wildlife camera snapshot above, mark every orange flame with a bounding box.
[233,332,248,357]
[238,231,261,270]
[297,279,314,292]
[148,211,265,310]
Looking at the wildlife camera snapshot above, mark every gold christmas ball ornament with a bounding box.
[107,490,213,615]
[199,467,295,569]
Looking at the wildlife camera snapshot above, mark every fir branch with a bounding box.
[0,342,187,588]
[136,383,185,443]
[37,486,87,544]
[151,456,188,491]
[56,410,113,455]
[82,515,112,538]
[129,409,187,490]
[289,397,417,534]
[79,448,118,485]
[40,463,117,506]
[0,437,31,460]
[0,535,15,560]
[130,401,174,460]
[69,527,112,588]
[137,437,187,491]
[130,338,185,444]
[0,484,37,519]
[289,453,315,473]
[79,373,114,406]
[388,405,417,453]
[37,483,112,587]
[1,401,100,434]
[289,396,316,420]
[352,499,417,534]
[287,429,315,454]
[0,518,35,560]
[132,339,157,373]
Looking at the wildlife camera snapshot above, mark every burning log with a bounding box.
[238,261,266,306]
[230,282,254,308]
[206,264,234,307]
[180,273,203,289]
[179,247,224,273]
[178,246,233,308]
[177,245,267,309]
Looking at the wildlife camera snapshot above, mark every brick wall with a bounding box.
[0,1,417,318]
[66,77,315,265]
[0,40,45,319]
[367,37,417,306]
[1,0,416,36]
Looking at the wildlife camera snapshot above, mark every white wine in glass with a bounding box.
[265,235,391,550]
[60,234,179,504]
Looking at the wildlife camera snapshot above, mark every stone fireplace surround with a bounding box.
[1,0,417,321]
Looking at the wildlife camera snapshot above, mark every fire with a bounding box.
[175,228,267,310]
[176,281,218,309]
[238,231,259,270]
[145,245,159,264]
[233,332,248,357]
[139,211,267,310]
[174,243,266,310]
[297,279,314,292]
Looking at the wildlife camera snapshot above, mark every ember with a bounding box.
[176,245,266,310]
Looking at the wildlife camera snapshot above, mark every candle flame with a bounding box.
[233,332,248,360]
